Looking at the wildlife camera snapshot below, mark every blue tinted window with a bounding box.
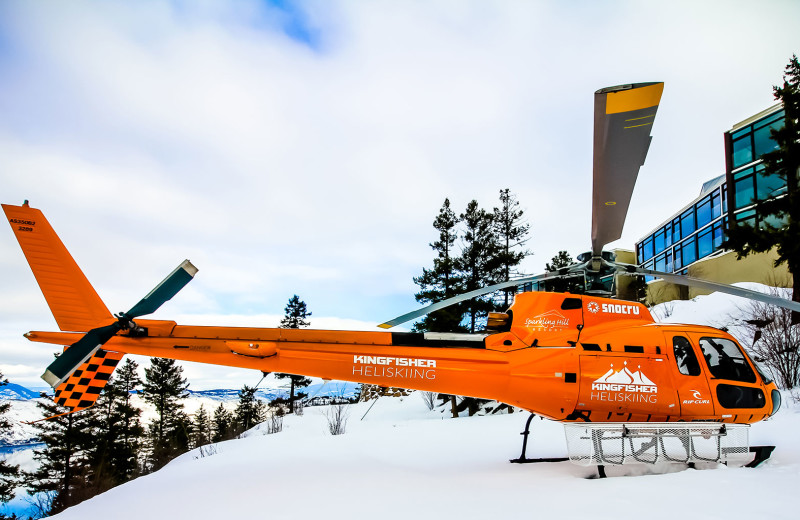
[753,121,782,158]
[722,185,728,213]
[713,223,724,249]
[674,245,683,270]
[655,253,667,272]
[654,229,665,253]
[731,127,749,140]
[643,236,654,260]
[711,192,721,219]
[732,136,753,168]
[682,237,697,265]
[672,218,681,243]
[757,170,786,200]
[734,175,755,209]
[696,196,712,228]
[698,228,713,258]
[681,209,695,238]
[736,209,756,227]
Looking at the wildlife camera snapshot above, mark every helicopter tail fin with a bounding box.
[4,202,122,416]
[3,202,113,332]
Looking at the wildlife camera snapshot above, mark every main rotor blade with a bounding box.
[125,260,198,319]
[591,82,664,257]
[41,323,119,388]
[620,265,800,314]
[378,270,577,329]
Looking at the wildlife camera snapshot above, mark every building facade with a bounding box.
[635,104,786,289]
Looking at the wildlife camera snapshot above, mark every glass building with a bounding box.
[635,104,785,275]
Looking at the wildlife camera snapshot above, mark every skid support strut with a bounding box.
[510,414,569,464]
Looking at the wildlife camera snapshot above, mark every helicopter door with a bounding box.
[670,335,715,417]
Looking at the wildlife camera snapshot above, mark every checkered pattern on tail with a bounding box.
[53,349,124,410]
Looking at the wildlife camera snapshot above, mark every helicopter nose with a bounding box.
[770,389,782,416]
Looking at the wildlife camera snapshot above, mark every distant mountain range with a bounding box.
[186,382,359,402]
[0,382,41,400]
[0,381,359,403]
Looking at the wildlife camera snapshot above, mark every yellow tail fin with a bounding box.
[3,202,112,332]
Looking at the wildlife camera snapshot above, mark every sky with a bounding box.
[1,0,799,389]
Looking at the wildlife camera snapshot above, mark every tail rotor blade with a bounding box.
[41,323,119,388]
[125,260,198,319]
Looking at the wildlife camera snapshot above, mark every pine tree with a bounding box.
[142,357,190,471]
[544,251,582,293]
[459,200,501,333]
[83,363,144,494]
[279,295,312,329]
[545,251,574,271]
[233,385,266,435]
[0,372,20,504]
[492,189,531,308]
[26,401,94,514]
[722,55,800,323]
[212,403,233,442]
[191,404,212,448]
[276,295,313,413]
[111,358,144,478]
[413,198,466,332]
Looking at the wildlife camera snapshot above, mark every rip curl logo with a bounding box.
[587,302,600,314]
[590,361,658,404]
[682,389,711,406]
[524,310,570,331]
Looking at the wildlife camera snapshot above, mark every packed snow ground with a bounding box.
[39,392,800,520]
[4,284,800,519]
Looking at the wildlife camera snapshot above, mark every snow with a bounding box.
[38,393,800,520]
[4,283,800,519]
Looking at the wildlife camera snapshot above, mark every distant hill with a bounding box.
[187,382,358,402]
[0,382,40,400]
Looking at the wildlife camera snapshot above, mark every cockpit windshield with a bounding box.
[698,337,756,383]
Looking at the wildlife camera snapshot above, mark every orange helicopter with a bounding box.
[5,82,799,471]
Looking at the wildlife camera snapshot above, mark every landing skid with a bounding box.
[509,414,775,477]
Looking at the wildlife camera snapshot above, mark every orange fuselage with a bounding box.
[25,291,780,424]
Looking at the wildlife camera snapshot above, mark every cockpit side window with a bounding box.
[673,336,701,376]
[698,337,756,383]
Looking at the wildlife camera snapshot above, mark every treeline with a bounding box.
[4,359,273,518]
[413,189,531,333]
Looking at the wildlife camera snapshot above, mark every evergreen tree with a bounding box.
[233,385,266,435]
[545,250,574,271]
[459,200,501,333]
[722,55,800,324]
[0,372,20,504]
[212,403,233,442]
[276,296,313,413]
[83,362,143,494]
[111,358,144,478]
[191,404,212,448]
[492,189,531,307]
[412,198,466,332]
[544,251,582,293]
[142,357,190,470]
[279,295,312,329]
[26,401,94,514]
